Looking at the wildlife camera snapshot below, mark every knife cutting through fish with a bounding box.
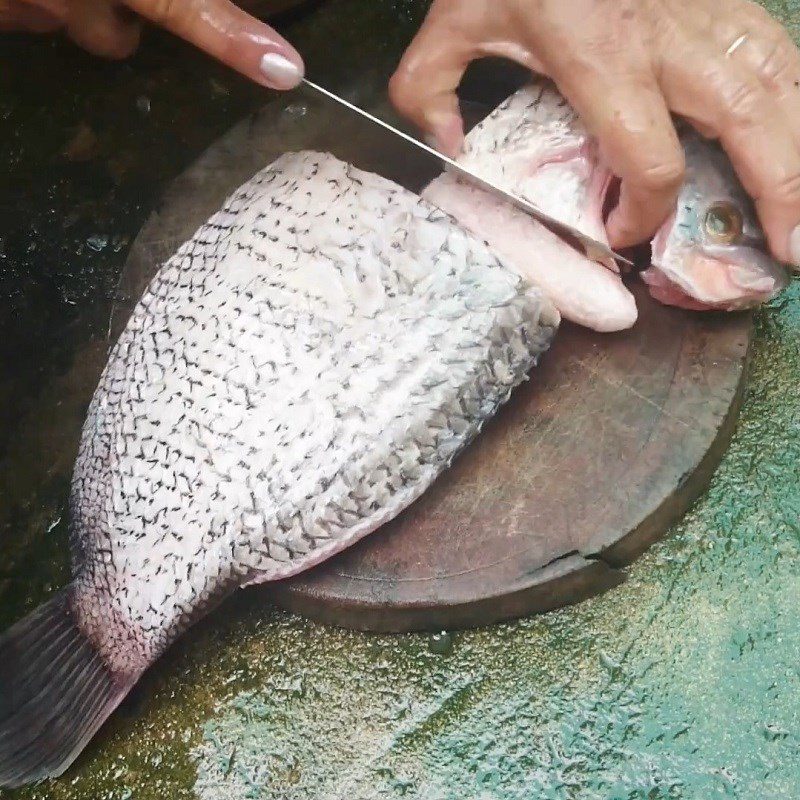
[0,80,788,790]
[301,77,633,270]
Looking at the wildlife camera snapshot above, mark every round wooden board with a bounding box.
[117,76,753,634]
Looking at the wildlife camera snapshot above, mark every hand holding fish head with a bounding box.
[389,0,800,269]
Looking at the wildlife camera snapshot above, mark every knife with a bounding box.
[301,78,632,270]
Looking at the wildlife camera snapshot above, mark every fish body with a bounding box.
[425,83,788,326]
[0,151,557,788]
[2,79,787,789]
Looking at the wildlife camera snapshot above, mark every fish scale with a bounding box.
[0,150,558,789]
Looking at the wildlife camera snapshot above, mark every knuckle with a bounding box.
[389,64,413,110]
[757,36,796,84]
[769,170,800,205]
[104,28,141,59]
[101,40,133,60]
[75,28,139,60]
[387,66,417,112]
[722,79,765,127]
[146,0,181,27]
[556,51,606,84]
[635,155,685,193]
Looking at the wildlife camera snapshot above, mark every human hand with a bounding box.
[0,0,303,90]
[389,0,800,265]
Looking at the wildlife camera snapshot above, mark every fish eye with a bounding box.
[703,202,743,244]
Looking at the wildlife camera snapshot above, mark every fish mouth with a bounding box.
[640,267,720,311]
[643,245,789,311]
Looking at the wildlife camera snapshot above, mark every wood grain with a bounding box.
[273,290,751,631]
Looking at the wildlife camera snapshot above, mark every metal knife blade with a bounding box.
[301,78,632,269]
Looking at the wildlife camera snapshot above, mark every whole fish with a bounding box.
[424,83,789,329]
[0,151,558,788]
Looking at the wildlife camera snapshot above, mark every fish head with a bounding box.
[643,131,789,311]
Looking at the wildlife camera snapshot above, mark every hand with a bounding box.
[0,0,304,90]
[389,0,800,266]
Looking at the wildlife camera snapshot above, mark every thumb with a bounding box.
[388,3,477,157]
[126,0,303,90]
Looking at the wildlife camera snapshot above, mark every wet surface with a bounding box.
[2,0,800,798]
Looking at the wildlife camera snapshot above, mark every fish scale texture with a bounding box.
[69,151,559,673]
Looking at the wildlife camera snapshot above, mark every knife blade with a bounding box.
[301,78,632,269]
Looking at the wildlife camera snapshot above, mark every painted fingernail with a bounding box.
[259,52,303,90]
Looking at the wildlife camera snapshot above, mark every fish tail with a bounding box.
[0,586,137,788]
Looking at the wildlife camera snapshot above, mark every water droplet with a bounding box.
[284,102,308,119]
[429,631,453,655]
[111,235,130,253]
[87,234,109,252]
[136,95,151,115]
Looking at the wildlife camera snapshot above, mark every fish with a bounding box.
[423,83,789,328]
[0,151,558,788]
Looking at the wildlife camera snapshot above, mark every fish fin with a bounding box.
[0,587,137,789]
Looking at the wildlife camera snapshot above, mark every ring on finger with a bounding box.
[725,33,749,58]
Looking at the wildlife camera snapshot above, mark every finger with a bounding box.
[0,0,64,31]
[662,43,800,264]
[65,0,141,59]
[554,65,685,249]
[388,3,473,157]
[719,23,800,144]
[126,0,303,90]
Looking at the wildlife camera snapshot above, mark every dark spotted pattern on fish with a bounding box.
[68,151,559,675]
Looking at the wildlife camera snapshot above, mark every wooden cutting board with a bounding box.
[117,77,752,633]
[272,292,750,631]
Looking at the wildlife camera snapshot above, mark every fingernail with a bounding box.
[259,52,303,90]
[790,224,800,266]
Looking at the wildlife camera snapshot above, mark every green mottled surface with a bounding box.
[2,1,800,798]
